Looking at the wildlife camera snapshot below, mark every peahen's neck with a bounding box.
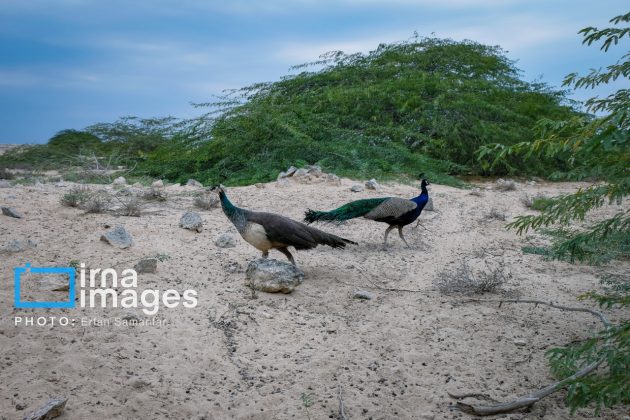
[219,191,241,219]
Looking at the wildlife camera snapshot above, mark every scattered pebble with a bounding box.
[180,211,203,233]
[100,225,134,249]
[353,290,374,300]
[1,206,21,218]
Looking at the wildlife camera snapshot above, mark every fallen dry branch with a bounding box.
[337,385,348,420]
[451,299,611,416]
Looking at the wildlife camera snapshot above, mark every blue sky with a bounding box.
[0,0,626,144]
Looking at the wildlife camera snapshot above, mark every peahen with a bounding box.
[304,174,430,247]
[210,186,357,266]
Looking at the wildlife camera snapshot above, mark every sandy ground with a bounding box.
[0,176,628,419]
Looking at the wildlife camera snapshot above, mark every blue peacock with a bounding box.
[304,174,430,247]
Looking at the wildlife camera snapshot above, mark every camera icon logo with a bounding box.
[14,263,76,309]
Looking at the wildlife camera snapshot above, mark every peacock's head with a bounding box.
[418,173,430,188]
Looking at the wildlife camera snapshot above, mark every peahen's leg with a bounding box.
[383,225,395,247]
[398,226,410,248]
[277,247,296,266]
[262,250,269,259]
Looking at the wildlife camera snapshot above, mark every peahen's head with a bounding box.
[208,185,226,196]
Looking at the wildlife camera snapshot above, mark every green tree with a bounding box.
[140,36,579,185]
[477,12,629,413]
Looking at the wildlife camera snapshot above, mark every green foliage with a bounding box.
[139,36,577,185]
[480,12,630,414]
[548,275,630,414]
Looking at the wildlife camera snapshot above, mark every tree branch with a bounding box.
[451,298,611,416]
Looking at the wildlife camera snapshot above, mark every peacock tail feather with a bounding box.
[304,198,389,224]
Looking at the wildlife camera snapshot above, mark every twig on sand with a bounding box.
[337,385,348,420]
[450,298,611,416]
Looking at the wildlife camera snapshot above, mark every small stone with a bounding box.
[365,178,380,190]
[180,211,203,232]
[327,173,341,184]
[277,171,288,180]
[513,339,527,347]
[353,290,373,300]
[0,238,37,254]
[495,178,516,191]
[23,396,68,420]
[305,165,322,176]
[112,176,126,185]
[134,258,158,274]
[285,166,298,177]
[0,180,11,188]
[245,258,304,293]
[100,225,134,249]
[1,206,21,218]
[424,197,434,211]
[121,312,141,322]
[294,168,309,177]
[350,184,364,192]
[151,179,164,189]
[215,233,237,248]
[186,179,203,187]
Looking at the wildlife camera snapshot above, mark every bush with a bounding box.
[434,260,508,295]
[60,186,92,208]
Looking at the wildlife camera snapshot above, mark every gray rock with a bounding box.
[186,179,203,187]
[151,179,164,189]
[180,211,203,232]
[294,168,309,177]
[365,178,380,190]
[245,258,304,293]
[134,258,158,273]
[277,178,290,187]
[1,206,21,218]
[113,176,126,185]
[0,238,37,254]
[305,165,322,176]
[215,233,237,248]
[424,197,434,211]
[513,339,527,347]
[277,171,288,180]
[495,178,517,191]
[353,290,374,300]
[100,225,134,249]
[121,311,141,322]
[350,184,364,192]
[327,173,341,184]
[285,166,298,177]
[0,180,11,188]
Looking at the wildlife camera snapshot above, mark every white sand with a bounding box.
[0,177,627,419]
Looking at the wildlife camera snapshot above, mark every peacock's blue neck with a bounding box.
[412,185,429,205]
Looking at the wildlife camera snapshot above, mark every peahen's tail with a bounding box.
[304,198,388,224]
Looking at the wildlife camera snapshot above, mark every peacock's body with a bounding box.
[304,177,430,247]
[211,186,356,266]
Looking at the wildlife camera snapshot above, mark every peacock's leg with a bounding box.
[277,247,296,266]
[383,225,395,247]
[398,226,410,248]
[262,250,269,259]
